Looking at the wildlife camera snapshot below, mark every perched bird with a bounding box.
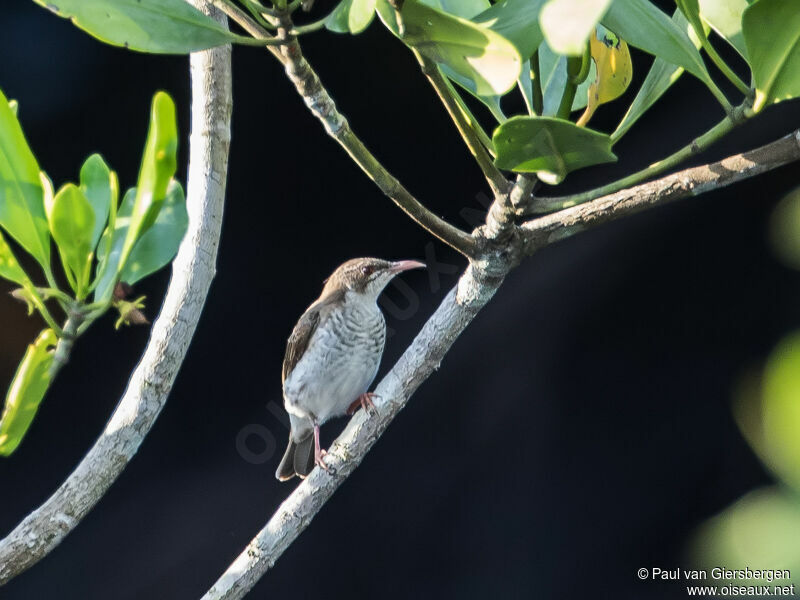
[276,257,425,481]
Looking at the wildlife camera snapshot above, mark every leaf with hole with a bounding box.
[0,88,50,272]
[576,25,632,126]
[0,329,57,456]
[32,0,251,53]
[492,116,617,183]
[743,0,800,111]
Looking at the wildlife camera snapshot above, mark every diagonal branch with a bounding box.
[211,1,479,258]
[201,264,505,600]
[520,130,800,253]
[0,2,232,585]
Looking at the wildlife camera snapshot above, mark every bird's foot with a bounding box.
[346,392,379,416]
[315,447,329,471]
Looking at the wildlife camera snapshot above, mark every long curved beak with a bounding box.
[389,260,426,273]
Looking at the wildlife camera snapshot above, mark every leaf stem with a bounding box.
[414,53,509,196]
[530,50,543,116]
[289,14,329,35]
[531,103,753,212]
[556,55,582,120]
[699,37,750,96]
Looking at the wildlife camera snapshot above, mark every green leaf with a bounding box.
[0,329,57,456]
[116,91,178,288]
[379,0,522,95]
[538,41,596,115]
[0,87,50,272]
[8,99,18,117]
[761,331,800,491]
[121,180,188,285]
[326,0,377,34]
[33,0,248,54]
[420,0,489,19]
[94,188,134,302]
[540,0,612,56]
[79,154,116,251]
[440,65,506,122]
[613,10,700,140]
[698,0,749,57]
[0,229,31,286]
[48,183,95,296]
[492,115,617,183]
[472,0,547,61]
[743,0,800,111]
[602,0,709,81]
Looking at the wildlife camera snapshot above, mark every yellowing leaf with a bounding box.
[577,26,632,127]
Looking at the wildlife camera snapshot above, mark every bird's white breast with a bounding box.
[284,292,385,425]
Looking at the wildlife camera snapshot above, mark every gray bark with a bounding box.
[0,3,231,585]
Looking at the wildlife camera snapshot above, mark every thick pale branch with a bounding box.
[0,3,232,585]
[201,264,504,600]
[520,130,800,253]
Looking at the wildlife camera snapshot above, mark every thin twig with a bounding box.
[530,103,753,213]
[415,52,509,197]
[520,129,800,252]
[0,1,232,584]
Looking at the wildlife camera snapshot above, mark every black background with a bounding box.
[2,1,799,598]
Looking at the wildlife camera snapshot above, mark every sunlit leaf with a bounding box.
[0,329,57,456]
[492,115,616,183]
[0,229,31,286]
[79,153,115,251]
[472,0,547,61]
[48,183,95,296]
[698,0,749,57]
[576,26,632,126]
[378,0,522,96]
[0,87,50,272]
[540,0,612,56]
[32,0,248,54]
[420,0,488,18]
[743,0,800,111]
[326,0,377,34]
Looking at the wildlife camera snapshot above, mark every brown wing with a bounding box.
[282,288,345,384]
[282,308,321,384]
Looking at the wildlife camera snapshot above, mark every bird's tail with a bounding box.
[275,431,314,481]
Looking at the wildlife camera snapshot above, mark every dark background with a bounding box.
[2,1,799,598]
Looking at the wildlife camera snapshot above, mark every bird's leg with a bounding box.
[313,422,329,471]
[346,392,379,416]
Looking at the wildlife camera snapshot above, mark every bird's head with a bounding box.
[321,257,425,302]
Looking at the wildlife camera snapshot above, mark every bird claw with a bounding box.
[346,392,379,416]
[315,448,329,471]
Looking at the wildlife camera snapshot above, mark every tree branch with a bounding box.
[414,52,509,198]
[210,2,479,258]
[201,263,505,600]
[0,2,232,584]
[520,130,800,253]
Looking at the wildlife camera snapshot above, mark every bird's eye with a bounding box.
[361,265,375,276]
